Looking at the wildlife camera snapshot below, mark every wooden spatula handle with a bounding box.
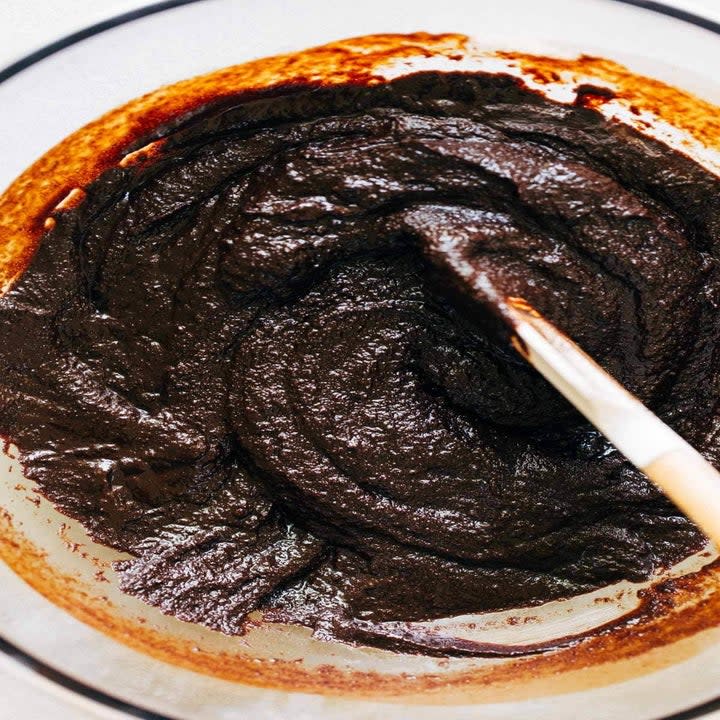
[506,297,720,547]
[644,448,720,546]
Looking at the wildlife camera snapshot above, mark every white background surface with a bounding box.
[0,0,719,718]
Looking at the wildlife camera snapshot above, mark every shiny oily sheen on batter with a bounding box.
[0,72,716,654]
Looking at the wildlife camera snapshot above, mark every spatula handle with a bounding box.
[506,298,720,547]
[644,447,720,545]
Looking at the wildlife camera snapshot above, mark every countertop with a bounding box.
[0,0,718,718]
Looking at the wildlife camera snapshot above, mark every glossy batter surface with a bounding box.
[0,72,715,653]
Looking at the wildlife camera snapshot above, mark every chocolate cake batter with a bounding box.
[0,72,716,653]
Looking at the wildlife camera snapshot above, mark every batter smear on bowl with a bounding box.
[0,68,716,654]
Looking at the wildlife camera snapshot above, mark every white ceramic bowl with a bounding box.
[0,2,719,718]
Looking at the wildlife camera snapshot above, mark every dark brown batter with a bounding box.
[0,71,716,654]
